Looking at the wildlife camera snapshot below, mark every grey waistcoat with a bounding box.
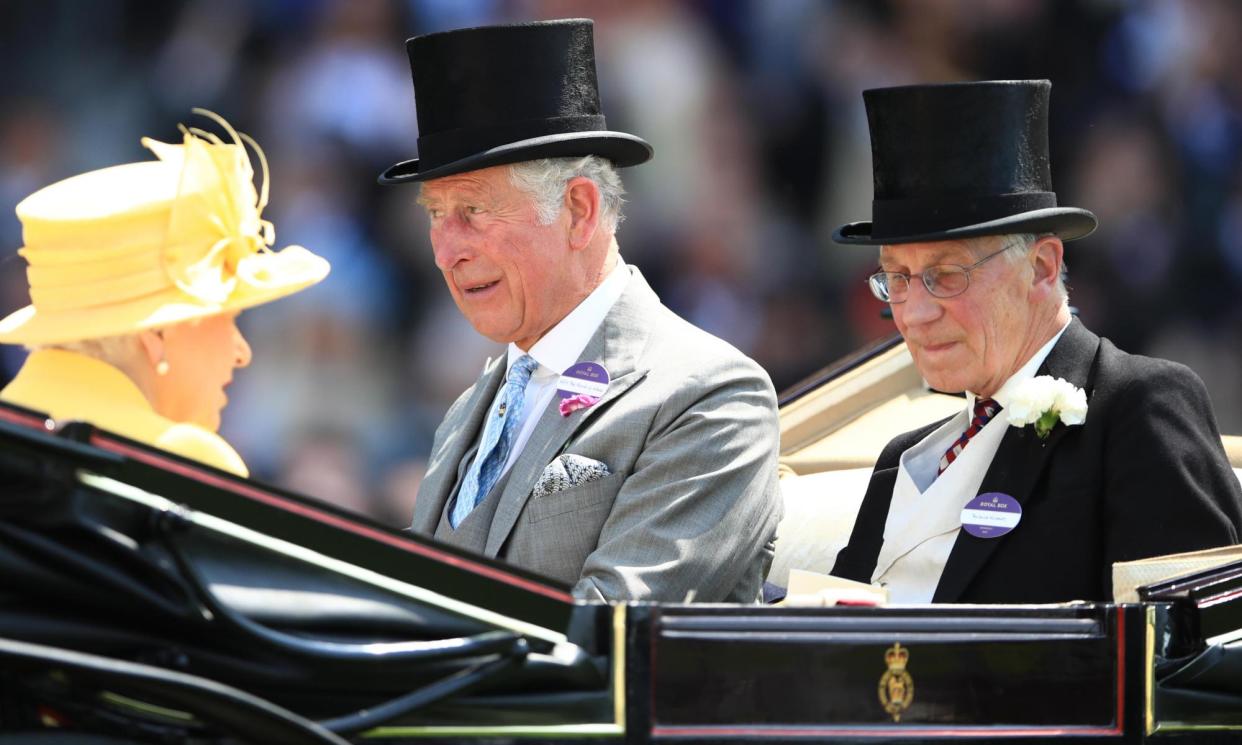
[432,449,517,555]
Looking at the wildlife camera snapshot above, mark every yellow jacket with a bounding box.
[1,349,248,477]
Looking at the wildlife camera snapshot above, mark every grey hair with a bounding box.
[974,232,1068,301]
[508,156,626,233]
[37,333,145,369]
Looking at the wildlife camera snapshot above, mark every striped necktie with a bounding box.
[451,354,540,527]
[938,398,1001,476]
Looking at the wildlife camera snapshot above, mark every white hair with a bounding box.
[508,156,626,233]
[973,232,1068,301]
[37,333,145,369]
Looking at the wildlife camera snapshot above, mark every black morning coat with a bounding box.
[832,318,1242,603]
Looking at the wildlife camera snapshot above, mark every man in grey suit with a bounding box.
[379,19,782,602]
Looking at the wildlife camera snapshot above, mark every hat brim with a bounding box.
[832,207,1098,245]
[0,246,329,346]
[378,130,653,184]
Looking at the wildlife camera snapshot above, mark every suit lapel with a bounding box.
[411,356,506,533]
[831,420,946,582]
[933,319,1101,602]
[483,268,658,557]
[831,466,900,582]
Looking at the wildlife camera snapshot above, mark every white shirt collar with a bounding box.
[971,318,1071,411]
[505,257,630,378]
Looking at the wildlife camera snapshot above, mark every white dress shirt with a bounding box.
[875,319,1071,602]
[483,259,630,484]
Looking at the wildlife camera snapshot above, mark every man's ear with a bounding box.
[1030,236,1064,295]
[564,176,601,251]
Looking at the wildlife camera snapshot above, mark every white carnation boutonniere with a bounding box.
[1005,375,1088,440]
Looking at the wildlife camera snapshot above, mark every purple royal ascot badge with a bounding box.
[557,362,609,417]
[960,492,1022,539]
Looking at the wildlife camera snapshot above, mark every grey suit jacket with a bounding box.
[412,267,782,603]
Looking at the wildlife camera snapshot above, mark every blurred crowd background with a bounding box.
[3,0,1242,526]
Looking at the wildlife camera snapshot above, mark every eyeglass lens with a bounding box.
[871,266,971,302]
[869,241,1021,303]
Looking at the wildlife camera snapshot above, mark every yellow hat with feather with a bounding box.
[0,109,329,345]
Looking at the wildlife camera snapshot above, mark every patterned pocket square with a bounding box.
[532,454,611,499]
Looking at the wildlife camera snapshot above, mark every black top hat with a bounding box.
[379,19,652,184]
[833,80,1096,245]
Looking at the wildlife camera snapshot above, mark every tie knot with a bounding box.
[938,397,1003,476]
[973,398,1000,425]
[508,355,539,388]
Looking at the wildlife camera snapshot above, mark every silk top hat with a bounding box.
[379,18,652,184]
[834,80,1097,245]
[0,110,330,346]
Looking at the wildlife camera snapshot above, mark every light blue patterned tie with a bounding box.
[451,354,540,528]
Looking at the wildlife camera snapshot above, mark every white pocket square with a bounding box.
[532,454,611,498]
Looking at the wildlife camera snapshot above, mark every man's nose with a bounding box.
[898,278,943,325]
[431,214,473,271]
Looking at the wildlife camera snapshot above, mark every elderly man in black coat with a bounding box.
[830,80,1242,604]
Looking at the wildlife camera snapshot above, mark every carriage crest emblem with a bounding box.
[878,642,914,722]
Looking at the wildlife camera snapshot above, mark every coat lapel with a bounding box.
[831,466,900,582]
[933,319,1102,602]
[831,419,946,582]
[483,268,658,557]
[411,355,506,533]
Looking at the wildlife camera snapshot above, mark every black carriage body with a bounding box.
[641,605,1126,736]
[0,402,1240,744]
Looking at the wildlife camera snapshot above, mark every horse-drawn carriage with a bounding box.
[3,336,1241,744]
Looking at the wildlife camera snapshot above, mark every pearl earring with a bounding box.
[156,359,170,376]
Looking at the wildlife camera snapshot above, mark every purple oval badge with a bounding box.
[960,492,1022,539]
[557,362,610,400]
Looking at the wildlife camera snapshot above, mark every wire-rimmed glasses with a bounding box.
[867,243,1020,304]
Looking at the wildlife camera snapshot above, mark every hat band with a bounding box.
[416,114,607,171]
[870,191,1059,240]
[24,229,266,313]
[30,266,172,313]
[24,242,161,288]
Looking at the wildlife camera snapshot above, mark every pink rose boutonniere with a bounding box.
[559,394,600,417]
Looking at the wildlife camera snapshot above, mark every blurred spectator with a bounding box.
[3,0,1241,524]
[0,104,64,379]
[279,424,374,517]
[262,0,417,161]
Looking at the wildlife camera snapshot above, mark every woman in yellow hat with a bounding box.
[0,110,330,477]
